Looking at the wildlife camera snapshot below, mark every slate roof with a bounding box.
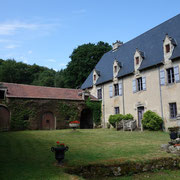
[81,14,180,89]
[1,82,97,101]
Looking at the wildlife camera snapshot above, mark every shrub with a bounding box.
[142,110,163,131]
[108,114,123,128]
[123,113,134,120]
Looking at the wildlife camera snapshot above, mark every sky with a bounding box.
[0,0,180,71]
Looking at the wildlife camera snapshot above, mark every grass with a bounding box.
[0,129,179,179]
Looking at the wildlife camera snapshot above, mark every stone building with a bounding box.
[0,82,97,131]
[81,14,180,130]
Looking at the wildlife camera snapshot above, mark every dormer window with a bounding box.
[163,34,177,61]
[134,49,144,72]
[93,69,100,85]
[165,44,170,53]
[94,75,96,81]
[114,66,117,73]
[113,60,121,79]
[0,90,5,99]
[136,57,139,65]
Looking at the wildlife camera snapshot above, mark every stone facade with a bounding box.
[81,15,180,130]
[0,83,96,131]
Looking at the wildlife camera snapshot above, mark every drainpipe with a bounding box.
[158,67,164,129]
[102,84,105,128]
[122,78,125,115]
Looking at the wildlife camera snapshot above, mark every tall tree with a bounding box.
[64,41,112,88]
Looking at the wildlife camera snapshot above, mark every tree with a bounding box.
[64,41,112,88]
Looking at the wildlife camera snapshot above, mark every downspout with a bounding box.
[158,67,164,129]
[102,84,105,128]
[122,78,125,115]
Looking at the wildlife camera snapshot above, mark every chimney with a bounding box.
[112,40,123,51]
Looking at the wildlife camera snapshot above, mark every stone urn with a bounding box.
[51,146,69,164]
[69,121,80,130]
[168,127,179,140]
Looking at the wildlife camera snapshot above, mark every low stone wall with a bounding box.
[66,157,180,178]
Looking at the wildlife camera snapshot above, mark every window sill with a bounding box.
[170,118,177,121]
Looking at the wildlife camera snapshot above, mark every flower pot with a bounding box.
[69,123,80,128]
[170,132,178,140]
[51,146,69,164]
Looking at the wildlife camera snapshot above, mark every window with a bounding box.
[165,44,170,53]
[136,57,139,65]
[114,84,119,96]
[114,107,120,114]
[167,68,175,84]
[137,77,143,91]
[94,75,96,81]
[0,90,5,99]
[114,66,117,73]
[97,88,102,99]
[169,103,177,119]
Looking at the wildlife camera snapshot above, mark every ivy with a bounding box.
[85,98,101,125]
[8,100,37,130]
[58,102,79,122]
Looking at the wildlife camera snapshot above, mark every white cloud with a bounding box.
[5,44,19,49]
[48,58,56,62]
[28,50,32,54]
[0,21,39,35]
[0,20,61,35]
[72,9,87,14]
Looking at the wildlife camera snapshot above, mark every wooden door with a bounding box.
[42,112,55,130]
[0,106,10,131]
[138,106,144,128]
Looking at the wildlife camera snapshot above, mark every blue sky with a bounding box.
[0,0,179,71]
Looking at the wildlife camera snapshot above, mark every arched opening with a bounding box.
[80,108,93,129]
[42,112,55,130]
[0,105,10,131]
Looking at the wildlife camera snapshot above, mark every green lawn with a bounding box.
[0,129,179,180]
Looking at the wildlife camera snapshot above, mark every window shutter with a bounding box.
[142,77,146,90]
[118,82,122,96]
[160,70,165,85]
[109,85,113,98]
[132,79,136,93]
[174,65,180,83]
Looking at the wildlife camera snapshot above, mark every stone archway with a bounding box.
[0,105,10,131]
[42,112,55,130]
[80,108,93,129]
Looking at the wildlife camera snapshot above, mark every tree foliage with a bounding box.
[64,41,112,88]
[0,41,111,88]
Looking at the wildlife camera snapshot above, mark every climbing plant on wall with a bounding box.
[58,102,79,122]
[8,100,37,130]
[85,98,101,126]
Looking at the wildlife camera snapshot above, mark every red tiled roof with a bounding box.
[1,82,96,101]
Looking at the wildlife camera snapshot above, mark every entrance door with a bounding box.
[80,109,93,129]
[42,112,55,130]
[0,106,10,131]
[137,106,144,127]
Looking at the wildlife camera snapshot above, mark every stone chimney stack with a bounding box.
[112,40,123,51]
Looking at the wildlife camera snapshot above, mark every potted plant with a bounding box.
[51,141,69,164]
[168,126,179,140]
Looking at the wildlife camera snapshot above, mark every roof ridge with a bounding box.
[1,82,81,91]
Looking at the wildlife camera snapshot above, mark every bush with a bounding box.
[123,113,134,120]
[108,114,124,128]
[108,113,134,128]
[142,110,163,131]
